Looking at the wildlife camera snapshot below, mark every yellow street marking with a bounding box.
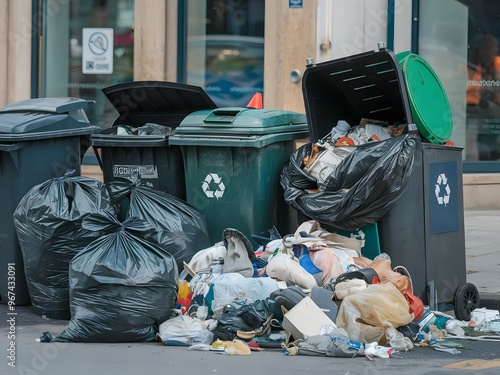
[445,359,500,370]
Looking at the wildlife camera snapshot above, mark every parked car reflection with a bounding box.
[187,35,264,107]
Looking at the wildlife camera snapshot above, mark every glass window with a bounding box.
[42,0,134,129]
[458,0,500,162]
[185,0,265,107]
[418,0,468,157]
[419,0,500,166]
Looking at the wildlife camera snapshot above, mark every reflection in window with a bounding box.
[186,0,265,107]
[459,1,500,161]
[43,0,134,129]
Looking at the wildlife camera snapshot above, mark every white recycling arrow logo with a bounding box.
[202,173,225,199]
[434,173,451,206]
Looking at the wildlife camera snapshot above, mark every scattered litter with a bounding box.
[364,342,394,360]
[431,345,461,355]
[187,344,211,351]
[469,308,500,328]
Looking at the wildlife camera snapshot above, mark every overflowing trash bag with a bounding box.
[13,170,114,319]
[55,211,178,342]
[280,133,419,230]
[106,178,211,270]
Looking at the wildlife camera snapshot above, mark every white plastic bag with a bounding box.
[303,145,354,184]
[158,314,214,346]
[209,273,280,313]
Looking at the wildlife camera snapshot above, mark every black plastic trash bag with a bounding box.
[13,170,114,320]
[211,300,272,341]
[106,179,211,270]
[55,211,178,342]
[280,133,418,230]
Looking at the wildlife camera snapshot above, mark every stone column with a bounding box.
[1,0,32,106]
[264,0,317,113]
[134,0,177,81]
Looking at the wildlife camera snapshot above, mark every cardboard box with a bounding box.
[282,296,337,340]
[310,286,338,323]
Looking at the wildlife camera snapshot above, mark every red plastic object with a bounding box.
[246,92,263,109]
[444,140,456,147]
[335,137,355,146]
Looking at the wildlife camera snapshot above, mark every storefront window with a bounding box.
[459,0,500,162]
[419,0,500,166]
[42,0,134,129]
[185,0,264,107]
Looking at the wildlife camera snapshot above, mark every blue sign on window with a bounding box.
[289,0,303,8]
[429,160,459,234]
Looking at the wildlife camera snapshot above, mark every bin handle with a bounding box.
[203,108,245,124]
[0,143,23,152]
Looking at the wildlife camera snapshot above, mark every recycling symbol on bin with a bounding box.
[434,173,451,206]
[202,173,225,199]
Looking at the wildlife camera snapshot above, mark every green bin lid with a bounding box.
[397,52,452,144]
[170,107,309,147]
[173,107,308,136]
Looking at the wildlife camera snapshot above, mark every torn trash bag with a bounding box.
[280,133,418,230]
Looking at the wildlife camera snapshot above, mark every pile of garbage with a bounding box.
[20,177,490,360]
[18,173,492,358]
[155,223,497,358]
[148,221,416,358]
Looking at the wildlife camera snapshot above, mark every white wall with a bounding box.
[393,0,413,53]
[316,0,412,59]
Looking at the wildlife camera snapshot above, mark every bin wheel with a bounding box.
[454,283,480,321]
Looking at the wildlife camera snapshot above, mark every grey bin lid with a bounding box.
[102,81,218,128]
[0,97,98,141]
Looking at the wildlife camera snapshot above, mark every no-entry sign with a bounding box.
[82,28,114,74]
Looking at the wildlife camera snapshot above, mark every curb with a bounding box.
[479,293,500,311]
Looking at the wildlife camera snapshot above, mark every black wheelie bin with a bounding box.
[91,81,217,200]
[299,45,478,320]
[0,97,98,305]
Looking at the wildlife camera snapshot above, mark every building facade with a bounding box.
[0,0,499,208]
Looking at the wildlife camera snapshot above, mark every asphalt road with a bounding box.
[1,304,500,375]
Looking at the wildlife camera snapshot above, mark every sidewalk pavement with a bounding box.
[464,209,500,311]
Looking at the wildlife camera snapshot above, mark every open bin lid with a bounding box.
[169,107,309,147]
[0,97,98,141]
[397,52,453,144]
[102,81,218,128]
[302,48,415,143]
